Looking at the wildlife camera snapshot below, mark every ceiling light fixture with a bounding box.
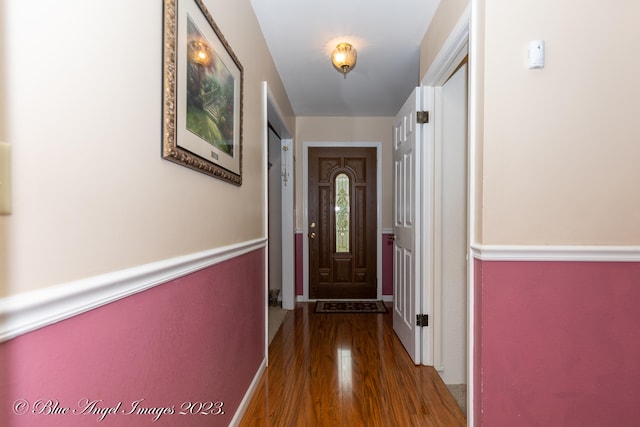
[331,42,357,79]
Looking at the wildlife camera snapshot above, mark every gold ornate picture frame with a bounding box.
[162,0,243,185]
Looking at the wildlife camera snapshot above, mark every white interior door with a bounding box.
[392,87,431,365]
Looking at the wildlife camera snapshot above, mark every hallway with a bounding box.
[240,303,466,426]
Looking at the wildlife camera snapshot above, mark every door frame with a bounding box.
[261,82,295,364]
[302,141,383,301]
[262,83,295,311]
[420,4,473,424]
[432,62,468,381]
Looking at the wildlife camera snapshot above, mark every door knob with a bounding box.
[309,232,317,239]
[388,234,396,241]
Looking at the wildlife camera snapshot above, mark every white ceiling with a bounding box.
[249,0,441,117]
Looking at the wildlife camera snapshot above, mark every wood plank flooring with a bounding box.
[239,303,466,426]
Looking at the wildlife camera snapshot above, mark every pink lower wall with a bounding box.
[476,259,640,426]
[473,258,483,427]
[294,232,394,297]
[0,249,265,426]
[382,233,394,296]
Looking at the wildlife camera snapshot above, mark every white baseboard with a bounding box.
[0,238,267,343]
[470,244,640,262]
[228,358,266,427]
[382,295,393,302]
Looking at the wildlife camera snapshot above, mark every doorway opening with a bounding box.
[267,124,288,344]
[268,124,283,306]
[262,82,294,360]
[432,58,469,412]
[391,5,470,415]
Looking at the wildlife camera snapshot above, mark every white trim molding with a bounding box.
[229,358,267,427]
[0,238,267,343]
[470,244,640,262]
[422,4,470,87]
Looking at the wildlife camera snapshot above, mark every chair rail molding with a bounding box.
[470,244,640,262]
[0,238,267,342]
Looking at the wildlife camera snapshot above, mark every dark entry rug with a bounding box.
[314,301,388,314]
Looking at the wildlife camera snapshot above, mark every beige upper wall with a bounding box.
[419,0,483,241]
[480,0,640,245]
[419,0,469,79]
[470,1,485,244]
[294,117,394,231]
[0,0,294,296]
[420,0,640,245]
[0,1,7,295]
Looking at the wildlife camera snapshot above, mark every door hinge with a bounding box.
[416,314,429,327]
[416,111,429,124]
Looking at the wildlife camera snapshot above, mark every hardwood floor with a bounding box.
[239,303,466,426]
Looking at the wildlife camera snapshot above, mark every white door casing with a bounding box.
[392,87,433,365]
[279,138,295,310]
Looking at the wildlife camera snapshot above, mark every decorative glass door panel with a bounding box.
[335,173,350,253]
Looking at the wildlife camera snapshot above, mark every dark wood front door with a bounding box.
[308,147,377,299]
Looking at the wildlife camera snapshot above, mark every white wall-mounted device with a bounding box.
[528,40,545,69]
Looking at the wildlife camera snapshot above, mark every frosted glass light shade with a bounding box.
[331,43,357,78]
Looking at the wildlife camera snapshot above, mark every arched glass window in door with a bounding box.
[335,173,350,253]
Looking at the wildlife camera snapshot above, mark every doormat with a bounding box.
[314,301,388,314]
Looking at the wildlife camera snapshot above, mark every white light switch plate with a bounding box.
[0,142,11,215]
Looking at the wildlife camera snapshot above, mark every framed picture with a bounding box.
[162,0,243,185]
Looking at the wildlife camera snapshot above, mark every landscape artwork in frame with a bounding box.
[162,0,243,185]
